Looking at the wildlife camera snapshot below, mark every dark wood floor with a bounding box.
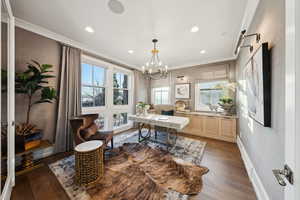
[11,133,257,200]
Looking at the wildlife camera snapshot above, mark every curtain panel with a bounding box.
[54,46,81,153]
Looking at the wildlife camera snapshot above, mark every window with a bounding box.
[113,72,129,105]
[113,113,128,129]
[153,87,170,105]
[81,63,106,107]
[94,114,105,130]
[81,55,134,132]
[195,80,228,111]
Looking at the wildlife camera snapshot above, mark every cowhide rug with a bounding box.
[88,143,208,200]
[49,131,208,200]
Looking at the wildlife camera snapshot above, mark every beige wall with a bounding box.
[14,27,61,142]
[236,0,285,199]
[151,61,235,110]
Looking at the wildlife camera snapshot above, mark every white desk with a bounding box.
[128,114,190,148]
[128,114,189,130]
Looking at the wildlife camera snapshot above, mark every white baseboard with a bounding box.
[237,136,270,200]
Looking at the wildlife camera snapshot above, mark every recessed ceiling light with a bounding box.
[85,26,94,33]
[128,50,134,54]
[200,50,206,54]
[190,26,199,33]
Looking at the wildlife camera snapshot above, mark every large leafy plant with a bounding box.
[3,60,57,135]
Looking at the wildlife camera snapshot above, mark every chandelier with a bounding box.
[142,39,168,80]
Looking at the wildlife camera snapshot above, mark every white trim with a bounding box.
[1,0,15,198]
[169,57,236,71]
[113,124,133,134]
[14,17,238,71]
[14,18,139,70]
[81,55,134,131]
[14,18,264,71]
[237,136,270,200]
[194,80,229,112]
[285,0,300,199]
[82,55,110,70]
[0,179,12,200]
[7,13,15,187]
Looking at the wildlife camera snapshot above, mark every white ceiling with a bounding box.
[10,0,248,69]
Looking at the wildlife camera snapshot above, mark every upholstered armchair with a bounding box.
[70,114,114,149]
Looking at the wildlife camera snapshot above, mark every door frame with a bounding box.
[0,0,15,199]
[285,0,300,199]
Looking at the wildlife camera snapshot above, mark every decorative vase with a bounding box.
[136,106,143,116]
[219,103,234,115]
[142,108,148,116]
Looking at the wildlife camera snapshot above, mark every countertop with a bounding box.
[175,110,237,119]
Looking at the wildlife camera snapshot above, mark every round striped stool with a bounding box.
[74,140,104,186]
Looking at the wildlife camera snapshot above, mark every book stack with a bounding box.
[24,130,43,150]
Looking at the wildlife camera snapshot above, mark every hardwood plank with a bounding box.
[11,175,35,200]
[12,132,257,200]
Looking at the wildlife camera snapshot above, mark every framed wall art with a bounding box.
[175,83,191,99]
[245,42,271,127]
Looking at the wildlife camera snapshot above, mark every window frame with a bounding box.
[112,67,133,131]
[152,87,170,105]
[194,79,229,112]
[81,56,109,114]
[81,55,134,132]
[113,71,130,106]
[81,63,106,109]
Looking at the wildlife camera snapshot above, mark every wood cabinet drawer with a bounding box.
[175,112,237,143]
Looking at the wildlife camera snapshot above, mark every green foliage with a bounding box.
[219,96,233,104]
[2,60,57,124]
[136,102,148,108]
[15,60,56,98]
[34,87,57,104]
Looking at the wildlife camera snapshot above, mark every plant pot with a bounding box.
[219,103,234,115]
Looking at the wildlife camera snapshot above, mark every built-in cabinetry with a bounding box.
[175,112,237,143]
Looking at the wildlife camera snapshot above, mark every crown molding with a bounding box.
[169,56,236,71]
[14,18,140,70]
[14,17,246,71]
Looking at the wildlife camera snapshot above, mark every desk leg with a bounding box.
[167,129,178,150]
[138,123,141,142]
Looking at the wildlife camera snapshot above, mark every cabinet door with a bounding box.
[219,118,236,138]
[203,116,219,136]
[189,115,203,135]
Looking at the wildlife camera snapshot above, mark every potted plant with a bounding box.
[2,60,57,151]
[218,96,234,115]
[136,102,150,116]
